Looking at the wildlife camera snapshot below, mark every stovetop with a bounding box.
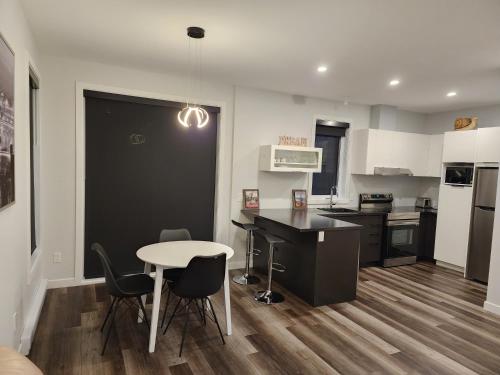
[359,193,436,220]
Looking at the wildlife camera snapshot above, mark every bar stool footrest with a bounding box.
[232,273,260,285]
[254,290,285,304]
[250,249,262,256]
[272,263,286,273]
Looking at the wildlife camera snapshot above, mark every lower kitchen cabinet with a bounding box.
[330,214,384,264]
[418,212,437,260]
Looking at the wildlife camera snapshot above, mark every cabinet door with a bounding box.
[334,215,384,264]
[407,133,430,176]
[427,134,444,177]
[434,184,474,267]
[442,131,476,163]
[367,130,397,171]
[475,127,500,162]
[418,212,437,259]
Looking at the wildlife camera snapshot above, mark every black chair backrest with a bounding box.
[91,243,124,296]
[173,253,226,299]
[159,228,192,242]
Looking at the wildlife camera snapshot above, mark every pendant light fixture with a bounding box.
[178,26,209,128]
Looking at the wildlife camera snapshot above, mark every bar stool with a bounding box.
[231,220,261,285]
[254,231,286,304]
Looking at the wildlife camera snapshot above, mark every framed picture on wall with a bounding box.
[0,33,15,210]
[292,189,307,209]
[243,189,260,209]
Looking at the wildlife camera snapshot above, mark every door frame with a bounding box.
[75,82,228,282]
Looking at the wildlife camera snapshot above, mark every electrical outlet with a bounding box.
[53,252,62,263]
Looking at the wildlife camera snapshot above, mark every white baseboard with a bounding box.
[435,260,465,273]
[47,261,246,290]
[47,277,79,289]
[47,277,105,289]
[20,278,47,355]
[484,300,500,316]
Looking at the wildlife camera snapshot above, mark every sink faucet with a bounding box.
[330,185,337,208]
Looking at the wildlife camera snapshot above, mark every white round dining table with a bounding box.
[136,241,234,353]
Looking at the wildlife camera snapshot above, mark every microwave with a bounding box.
[444,164,474,186]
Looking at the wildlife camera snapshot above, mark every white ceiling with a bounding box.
[20,0,500,113]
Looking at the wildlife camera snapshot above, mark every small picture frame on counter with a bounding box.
[243,189,260,209]
[292,189,307,210]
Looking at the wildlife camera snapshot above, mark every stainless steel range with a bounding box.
[359,193,420,267]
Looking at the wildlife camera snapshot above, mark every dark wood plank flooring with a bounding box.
[29,262,500,374]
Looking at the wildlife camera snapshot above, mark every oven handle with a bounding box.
[387,220,420,227]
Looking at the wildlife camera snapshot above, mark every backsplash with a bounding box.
[350,174,441,208]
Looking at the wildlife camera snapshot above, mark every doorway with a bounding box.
[84,90,219,278]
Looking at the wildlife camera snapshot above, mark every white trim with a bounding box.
[308,115,353,205]
[75,82,227,284]
[484,300,500,316]
[26,53,43,285]
[47,276,105,289]
[435,260,465,273]
[19,278,47,355]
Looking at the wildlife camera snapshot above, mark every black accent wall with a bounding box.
[84,91,219,278]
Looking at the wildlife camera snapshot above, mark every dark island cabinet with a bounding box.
[323,214,385,265]
[418,212,437,260]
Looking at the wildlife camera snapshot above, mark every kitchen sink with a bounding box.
[319,207,358,213]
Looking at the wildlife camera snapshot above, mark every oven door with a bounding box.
[383,220,420,267]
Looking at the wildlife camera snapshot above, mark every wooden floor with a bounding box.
[30,262,500,374]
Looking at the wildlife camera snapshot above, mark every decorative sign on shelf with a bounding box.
[278,136,308,147]
[454,117,477,131]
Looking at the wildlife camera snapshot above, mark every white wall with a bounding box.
[228,86,435,263]
[396,109,428,134]
[485,171,500,315]
[39,55,235,282]
[0,0,45,351]
[424,104,500,134]
[40,67,436,278]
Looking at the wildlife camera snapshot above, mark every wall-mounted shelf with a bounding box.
[259,145,322,172]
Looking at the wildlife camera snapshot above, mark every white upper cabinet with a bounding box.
[351,129,441,177]
[427,134,444,177]
[259,145,323,172]
[442,130,476,163]
[475,127,500,162]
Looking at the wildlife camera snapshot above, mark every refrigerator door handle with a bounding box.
[477,206,495,211]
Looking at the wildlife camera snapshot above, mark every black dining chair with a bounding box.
[159,228,192,327]
[163,253,226,357]
[91,243,154,355]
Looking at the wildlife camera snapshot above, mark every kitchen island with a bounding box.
[242,209,361,306]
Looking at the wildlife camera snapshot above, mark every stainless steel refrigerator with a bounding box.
[467,167,498,283]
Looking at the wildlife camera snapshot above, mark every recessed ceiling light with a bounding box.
[389,79,400,86]
[317,65,328,73]
[447,91,457,97]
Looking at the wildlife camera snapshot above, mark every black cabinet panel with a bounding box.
[328,214,384,264]
[418,212,437,260]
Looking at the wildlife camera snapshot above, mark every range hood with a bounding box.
[374,167,413,176]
